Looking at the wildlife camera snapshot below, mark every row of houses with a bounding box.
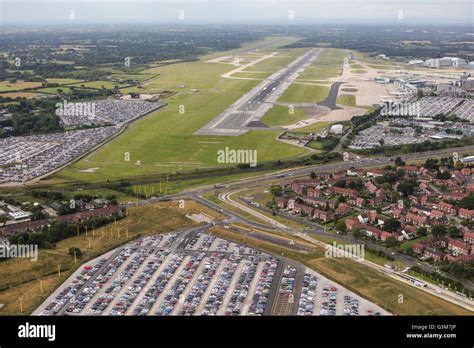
[0,205,123,238]
[412,233,474,263]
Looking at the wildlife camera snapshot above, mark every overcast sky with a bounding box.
[0,0,472,25]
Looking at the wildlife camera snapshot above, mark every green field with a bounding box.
[278,83,329,103]
[367,64,394,70]
[70,80,128,89]
[55,40,313,183]
[295,49,346,82]
[292,121,331,133]
[337,95,356,107]
[36,87,74,94]
[232,72,272,79]
[261,105,308,126]
[0,81,42,92]
[45,78,84,85]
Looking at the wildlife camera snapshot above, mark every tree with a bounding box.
[395,156,405,167]
[385,237,400,248]
[460,194,474,210]
[352,228,363,239]
[424,158,438,170]
[447,226,460,238]
[432,225,447,237]
[270,185,282,197]
[454,161,464,170]
[417,227,428,236]
[68,247,82,257]
[310,171,316,179]
[335,220,347,233]
[397,180,416,197]
[436,171,451,180]
[0,215,8,226]
[383,218,401,232]
[335,179,346,188]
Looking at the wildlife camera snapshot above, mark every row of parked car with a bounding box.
[320,284,338,316]
[297,273,318,316]
[343,295,359,316]
[41,259,107,315]
[134,253,186,315]
[89,246,155,314]
[187,234,216,251]
[279,265,296,295]
[179,252,227,315]
[156,252,206,315]
[110,249,171,316]
[248,257,279,315]
[223,257,260,315]
[202,254,243,315]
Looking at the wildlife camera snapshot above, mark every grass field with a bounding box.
[70,80,128,89]
[0,81,42,92]
[337,95,356,107]
[55,40,313,183]
[278,83,329,103]
[0,92,38,99]
[296,48,346,82]
[36,87,74,94]
[0,201,222,315]
[367,64,394,70]
[291,121,332,133]
[231,72,272,79]
[45,78,84,85]
[261,105,308,126]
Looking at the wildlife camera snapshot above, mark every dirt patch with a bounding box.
[341,88,358,92]
[78,167,100,173]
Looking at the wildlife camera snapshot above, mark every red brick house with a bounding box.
[335,203,350,216]
[438,201,456,215]
[452,254,474,264]
[363,225,385,240]
[291,183,305,195]
[430,209,445,220]
[57,205,122,223]
[275,197,289,209]
[307,187,322,197]
[328,186,359,198]
[0,219,50,238]
[399,165,418,174]
[459,208,474,221]
[345,217,363,231]
[463,231,474,245]
[448,239,471,255]
[412,241,428,254]
[405,212,428,227]
[313,209,334,222]
[293,203,314,216]
[365,181,378,194]
[424,247,445,262]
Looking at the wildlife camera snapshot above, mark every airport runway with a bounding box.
[195,48,322,136]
